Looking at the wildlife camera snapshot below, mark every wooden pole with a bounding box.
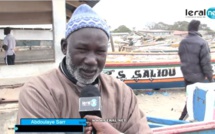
[0,98,18,104]
[52,0,66,66]
[110,33,115,52]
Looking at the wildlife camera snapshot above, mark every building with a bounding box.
[137,30,172,37]
[173,31,188,37]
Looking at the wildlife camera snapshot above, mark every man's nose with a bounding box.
[84,52,97,66]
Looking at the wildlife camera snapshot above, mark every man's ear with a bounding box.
[61,38,67,55]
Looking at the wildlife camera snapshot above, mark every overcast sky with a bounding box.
[93,0,215,30]
[1,0,214,31]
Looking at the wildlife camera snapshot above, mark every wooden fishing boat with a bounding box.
[151,119,215,134]
[148,82,215,133]
[1,48,215,90]
[104,52,215,89]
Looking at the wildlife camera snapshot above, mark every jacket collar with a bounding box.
[188,31,202,37]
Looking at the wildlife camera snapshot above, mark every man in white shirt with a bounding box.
[3,27,16,65]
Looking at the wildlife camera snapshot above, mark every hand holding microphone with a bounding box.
[79,85,102,134]
[84,115,122,134]
[79,85,122,134]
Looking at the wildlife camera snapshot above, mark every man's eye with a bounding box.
[97,50,106,54]
[77,48,88,52]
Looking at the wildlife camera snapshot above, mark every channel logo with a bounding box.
[91,99,97,107]
[207,7,215,19]
[185,7,215,19]
[81,99,97,107]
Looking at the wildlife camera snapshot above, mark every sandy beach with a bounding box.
[135,88,186,119]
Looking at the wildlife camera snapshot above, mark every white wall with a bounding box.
[0,29,53,40]
[0,0,66,81]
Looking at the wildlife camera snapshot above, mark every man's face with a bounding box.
[4,28,10,35]
[3,29,6,35]
[65,28,108,84]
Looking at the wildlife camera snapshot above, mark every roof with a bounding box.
[173,31,188,35]
[138,30,172,33]
[0,0,99,25]
[111,32,130,36]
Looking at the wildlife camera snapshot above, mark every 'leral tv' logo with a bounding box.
[185,7,215,19]
[207,7,215,19]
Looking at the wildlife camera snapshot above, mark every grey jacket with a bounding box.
[178,31,213,82]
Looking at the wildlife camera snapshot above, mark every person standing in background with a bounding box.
[178,20,214,120]
[2,27,16,65]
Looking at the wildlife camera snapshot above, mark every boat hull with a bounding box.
[104,61,215,89]
[152,120,215,134]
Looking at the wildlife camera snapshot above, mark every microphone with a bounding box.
[79,85,102,134]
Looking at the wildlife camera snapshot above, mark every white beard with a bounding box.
[65,50,101,84]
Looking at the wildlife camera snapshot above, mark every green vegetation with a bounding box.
[112,25,131,33]
[146,21,215,34]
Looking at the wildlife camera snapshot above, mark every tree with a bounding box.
[171,21,189,31]
[146,21,214,33]
[146,22,171,30]
[112,25,131,33]
[199,24,213,33]
[145,22,156,30]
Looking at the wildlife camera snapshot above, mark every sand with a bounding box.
[135,89,186,120]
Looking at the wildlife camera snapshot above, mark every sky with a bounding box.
[0,0,214,31]
[93,0,215,31]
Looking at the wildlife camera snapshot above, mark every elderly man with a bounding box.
[17,4,152,134]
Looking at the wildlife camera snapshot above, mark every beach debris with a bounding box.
[146,91,154,95]
[0,83,23,89]
[162,91,169,96]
